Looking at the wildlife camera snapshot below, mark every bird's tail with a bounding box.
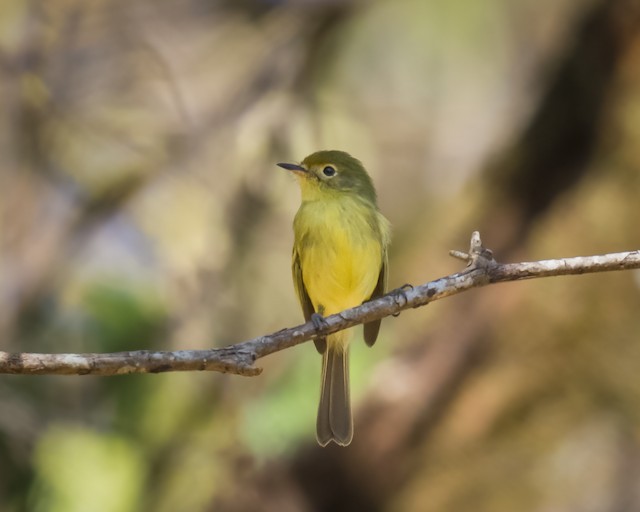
[316,331,352,446]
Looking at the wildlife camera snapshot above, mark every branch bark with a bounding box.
[1,232,638,377]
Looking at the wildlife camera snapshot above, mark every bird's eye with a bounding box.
[322,166,336,177]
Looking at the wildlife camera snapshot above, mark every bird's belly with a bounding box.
[300,233,381,316]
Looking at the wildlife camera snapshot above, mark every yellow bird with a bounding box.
[278,150,391,446]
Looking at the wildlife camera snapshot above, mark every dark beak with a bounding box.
[277,162,307,173]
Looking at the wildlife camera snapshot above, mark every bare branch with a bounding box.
[1,232,638,377]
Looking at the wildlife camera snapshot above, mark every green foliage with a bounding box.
[82,281,165,353]
[29,427,145,512]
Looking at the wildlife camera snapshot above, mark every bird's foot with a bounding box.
[311,312,328,332]
[389,284,413,316]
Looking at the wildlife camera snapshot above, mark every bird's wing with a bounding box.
[363,250,387,347]
[292,247,326,353]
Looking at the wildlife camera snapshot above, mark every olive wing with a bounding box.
[292,248,326,354]
[363,252,387,347]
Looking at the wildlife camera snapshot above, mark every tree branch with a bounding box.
[1,232,638,377]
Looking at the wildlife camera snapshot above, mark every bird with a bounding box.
[278,150,390,446]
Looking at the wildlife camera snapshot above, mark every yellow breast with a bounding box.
[294,196,384,316]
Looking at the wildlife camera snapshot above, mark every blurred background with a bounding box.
[1,0,639,510]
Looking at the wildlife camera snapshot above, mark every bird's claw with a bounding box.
[311,313,328,332]
[389,283,413,316]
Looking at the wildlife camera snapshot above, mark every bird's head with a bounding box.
[278,150,377,204]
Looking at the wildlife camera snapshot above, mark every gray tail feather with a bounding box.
[316,344,352,446]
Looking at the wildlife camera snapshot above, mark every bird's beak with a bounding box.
[277,162,307,174]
